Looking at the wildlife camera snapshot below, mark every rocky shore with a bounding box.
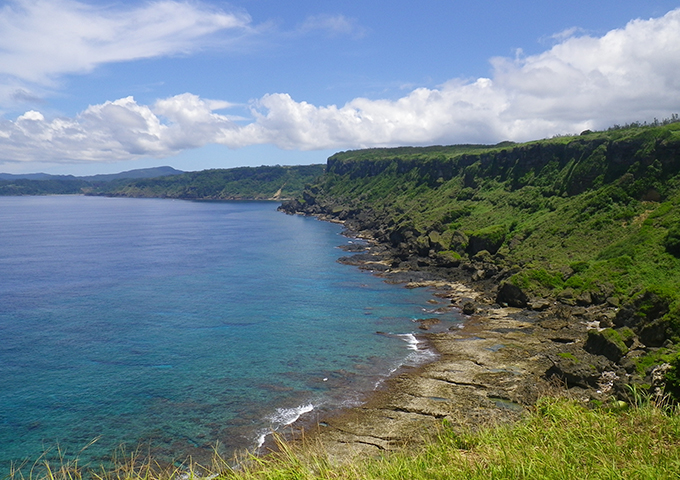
[276,200,670,461]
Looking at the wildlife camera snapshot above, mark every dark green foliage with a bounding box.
[570,261,590,273]
[0,178,91,195]
[90,164,325,200]
[511,268,564,294]
[665,224,680,256]
[0,165,325,200]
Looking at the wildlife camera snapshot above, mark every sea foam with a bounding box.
[256,403,316,449]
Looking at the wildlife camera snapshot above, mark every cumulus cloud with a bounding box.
[1,7,680,164]
[0,0,249,94]
[0,94,242,162]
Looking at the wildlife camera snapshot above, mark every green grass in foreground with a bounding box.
[9,397,680,480]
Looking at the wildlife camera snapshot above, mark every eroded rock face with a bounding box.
[614,290,670,331]
[415,317,441,330]
[651,363,673,398]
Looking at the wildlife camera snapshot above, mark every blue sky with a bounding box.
[1,0,679,175]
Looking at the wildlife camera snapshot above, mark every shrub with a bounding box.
[466,224,508,255]
[570,261,590,273]
[664,224,680,256]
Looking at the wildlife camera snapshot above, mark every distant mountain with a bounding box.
[79,166,184,182]
[0,172,76,181]
[0,166,183,182]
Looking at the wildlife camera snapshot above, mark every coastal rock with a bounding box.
[638,318,671,347]
[614,290,670,330]
[467,226,506,255]
[530,298,552,311]
[584,328,632,362]
[619,349,647,374]
[449,230,469,256]
[545,350,612,389]
[462,302,476,315]
[432,251,462,267]
[556,288,577,306]
[576,292,593,306]
[650,363,673,398]
[598,312,616,328]
[471,269,486,281]
[539,317,570,330]
[307,300,557,462]
[416,318,441,330]
[496,282,529,308]
[606,296,621,307]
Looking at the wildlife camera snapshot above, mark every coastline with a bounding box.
[280,283,559,461]
[270,214,612,462]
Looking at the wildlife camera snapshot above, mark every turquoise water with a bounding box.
[0,196,460,469]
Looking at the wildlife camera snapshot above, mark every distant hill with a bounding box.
[88,164,326,200]
[0,164,324,199]
[0,166,183,182]
[79,166,184,182]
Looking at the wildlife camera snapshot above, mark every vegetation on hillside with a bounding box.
[88,165,325,200]
[0,165,324,199]
[278,120,680,402]
[0,178,90,195]
[288,122,680,337]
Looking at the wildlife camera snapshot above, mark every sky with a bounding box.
[0,0,679,175]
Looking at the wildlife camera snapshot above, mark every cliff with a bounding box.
[280,121,680,400]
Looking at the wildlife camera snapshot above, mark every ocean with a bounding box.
[0,196,461,470]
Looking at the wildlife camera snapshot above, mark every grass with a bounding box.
[8,397,680,480]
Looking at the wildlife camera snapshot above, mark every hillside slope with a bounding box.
[88,164,325,200]
[281,122,680,397]
[0,164,324,199]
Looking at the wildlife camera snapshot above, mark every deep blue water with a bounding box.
[0,196,460,469]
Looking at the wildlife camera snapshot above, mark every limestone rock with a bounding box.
[557,288,577,306]
[576,291,593,306]
[530,298,551,311]
[462,302,476,315]
[496,282,529,308]
[545,350,612,389]
[651,363,672,398]
[638,318,671,347]
[584,328,631,362]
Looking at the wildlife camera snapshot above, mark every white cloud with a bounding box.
[297,14,366,38]
[0,94,245,162]
[0,0,249,96]
[549,26,585,42]
[1,7,680,164]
